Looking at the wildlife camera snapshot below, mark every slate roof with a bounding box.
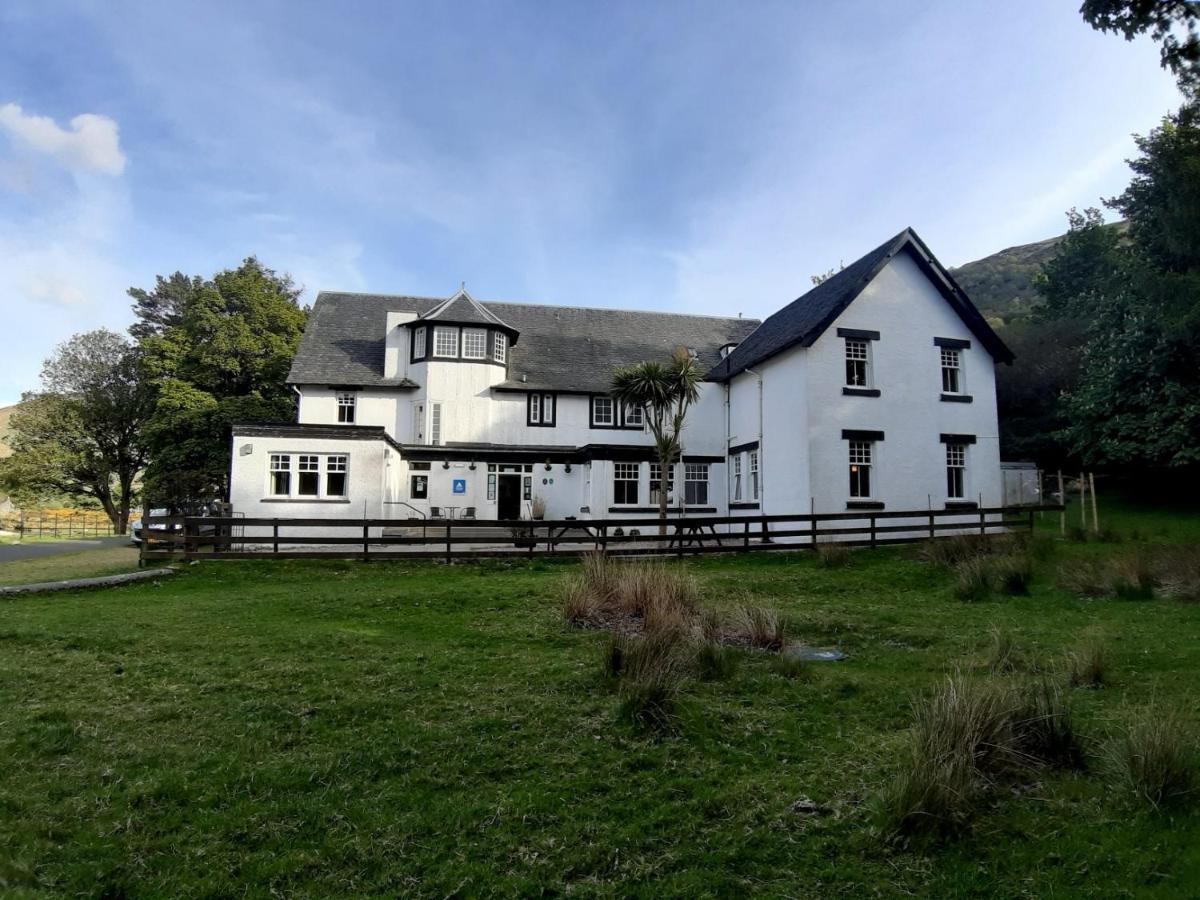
[418,289,517,332]
[287,292,760,393]
[707,228,1014,381]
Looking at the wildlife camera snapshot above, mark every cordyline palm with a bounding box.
[611,347,702,534]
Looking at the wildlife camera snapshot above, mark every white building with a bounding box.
[228,229,1013,531]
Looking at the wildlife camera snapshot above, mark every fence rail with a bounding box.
[1,513,117,539]
[139,504,1063,564]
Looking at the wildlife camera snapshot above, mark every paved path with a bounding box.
[0,536,131,563]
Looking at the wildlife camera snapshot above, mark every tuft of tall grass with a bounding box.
[1152,545,1200,603]
[920,534,996,567]
[1059,550,1157,601]
[695,642,739,681]
[770,653,813,680]
[602,630,692,733]
[1109,706,1198,808]
[876,673,1083,841]
[816,541,852,568]
[562,574,598,625]
[564,553,699,633]
[733,603,787,650]
[953,557,994,602]
[1066,640,1107,689]
[984,625,1025,674]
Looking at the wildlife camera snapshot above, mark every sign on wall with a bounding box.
[452,479,467,494]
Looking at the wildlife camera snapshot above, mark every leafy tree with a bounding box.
[1081,0,1200,92]
[134,257,307,503]
[0,330,152,530]
[611,348,702,533]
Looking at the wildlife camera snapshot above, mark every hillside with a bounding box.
[950,233,1064,325]
[0,404,14,459]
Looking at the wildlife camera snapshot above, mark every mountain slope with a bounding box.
[0,404,14,459]
[950,234,1065,325]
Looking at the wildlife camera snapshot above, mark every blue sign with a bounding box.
[452,478,467,494]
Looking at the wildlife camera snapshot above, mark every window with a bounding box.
[487,473,496,500]
[528,392,555,426]
[749,451,760,500]
[269,454,291,496]
[941,348,962,394]
[434,326,458,358]
[845,339,870,387]
[684,464,709,505]
[493,331,507,363]
[523,476,532,501]
[848,441,872,498]
[325,455,348,497]
[462,328,487,359]
[297,455,320,496]
[622,403,644,428]
[413,326,427,359]
[411,474,428,499]
[430,402,442,446]
[649,462,675,505]
[946,443,966,499]
[336,391,356,424]
[591,395,614,427]
[731,454,742,501]
[613,462,640,505]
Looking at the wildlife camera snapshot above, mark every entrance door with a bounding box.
[497,474,521,520]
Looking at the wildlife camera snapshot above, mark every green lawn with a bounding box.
[0,509,1197,896]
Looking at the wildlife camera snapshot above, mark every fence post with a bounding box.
[870,515,877,548]
[979,508,986,536]
[743,520,750,551]
[363,522,370,562]
[273,520,280,555]
[928,511,935,540]
[446,520,453,565]
[138,502,148,568]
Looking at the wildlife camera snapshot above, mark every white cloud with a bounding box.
[26,273,90,308]
[0,103,126,176]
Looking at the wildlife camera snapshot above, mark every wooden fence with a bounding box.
[139,504,1062,564]
[1,511,116,539]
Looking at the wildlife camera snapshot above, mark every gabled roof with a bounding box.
[707,228,1014,381]
[287,293,759,392]
[417,288,517,334]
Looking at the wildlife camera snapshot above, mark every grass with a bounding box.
[0,504,1198,895]
[0,544,141,587]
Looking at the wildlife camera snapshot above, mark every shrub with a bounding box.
[733,603,787,650]
[953,557,994,601]
[1109,706,1198,808]
[696,642,738,681]
[1066,640,1107,689]
[816,542,851,568]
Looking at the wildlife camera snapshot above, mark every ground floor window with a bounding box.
[297,455,321,496]
[684,463,709,505]
[946,443,966,499]
[749,450,760,500]
[649,462,675,505]
[269,454,291,496]
[326,455,348,497]
[269,452,350,500]
[848,441,872,498]
[613,462,639,505]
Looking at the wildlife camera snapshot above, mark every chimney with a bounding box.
[384,311,418,379]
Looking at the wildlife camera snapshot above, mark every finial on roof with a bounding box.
[460,281,466,292]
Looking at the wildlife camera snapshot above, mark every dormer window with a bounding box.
[591,395,614,427]
[493,332,507,363]
[434,326,458,358]
[622,403,645,429]
[462,328,487,360]
[336,391,356,424]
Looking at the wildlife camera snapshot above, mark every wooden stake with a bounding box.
[1079,472,1087,530]
[1057,470,1065,536]
[1089,472,1100,533]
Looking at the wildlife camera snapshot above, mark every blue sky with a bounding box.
[0,0,1180,405]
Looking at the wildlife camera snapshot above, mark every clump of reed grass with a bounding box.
[984,625,1025,674]
[815,541,852,568]
[1108,705,1198,809]
[733,603,787,650]
[1066,639,1107,689]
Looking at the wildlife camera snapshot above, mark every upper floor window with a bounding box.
[591,395,614,427]
[434,326,458,358]
[613,462,640,505]
[622,403,645,429]
[336,391,356,424]
[731,454,742,501]
[430,402,443,446]
[845,339,870,387]
[749,450,760,500]
[941,348,962,394]
[462,328,487,360]
[493,331,507,364]
[528,392,556,427]
[684,464,709,505]
[413,326,427,359]
[848,441,872,498]
[946,443,966,499]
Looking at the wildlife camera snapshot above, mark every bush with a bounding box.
[733,603,787,650]
[1109,706,1198,808]
[1066,640,1107,689]
[816,542,851,568]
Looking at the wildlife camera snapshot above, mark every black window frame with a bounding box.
[527,392,556,427]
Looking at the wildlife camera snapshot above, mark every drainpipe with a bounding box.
[724,382,731,513]
[744,368,765,510]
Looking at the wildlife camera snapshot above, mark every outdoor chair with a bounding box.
[460,507,476,520]
[429,506,444,519]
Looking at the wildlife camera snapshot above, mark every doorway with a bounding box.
[497,474,522,520]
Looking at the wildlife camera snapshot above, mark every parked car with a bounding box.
[129,506,221,546]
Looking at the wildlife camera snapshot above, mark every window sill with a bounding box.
[607,506,717,514]
[842,386,881,397]
[729,502,760,510]
[846,501,884,510]
[262,497,351,504]
[944,501,978,509]
[940,393,973,403]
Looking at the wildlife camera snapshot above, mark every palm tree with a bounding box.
[611,347,702,534]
